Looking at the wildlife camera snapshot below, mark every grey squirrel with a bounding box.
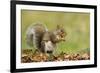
[26,23,66,54]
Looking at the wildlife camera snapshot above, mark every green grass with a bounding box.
[21,10,90,54]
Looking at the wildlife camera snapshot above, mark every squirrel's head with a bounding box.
[55,25,67,42]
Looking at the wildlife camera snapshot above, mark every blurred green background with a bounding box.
[21,10,90,54]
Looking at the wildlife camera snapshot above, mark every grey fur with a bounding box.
[26,23,66,53]
[26,23,46,49]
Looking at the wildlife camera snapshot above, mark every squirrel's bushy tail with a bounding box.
[26,25,35,47]
[26,23,47,48]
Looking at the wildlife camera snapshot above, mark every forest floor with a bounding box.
[21,49,90,63]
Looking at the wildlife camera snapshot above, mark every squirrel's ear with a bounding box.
[57,25,59,29]
[57,24,63,29]
[57,24,60,29]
